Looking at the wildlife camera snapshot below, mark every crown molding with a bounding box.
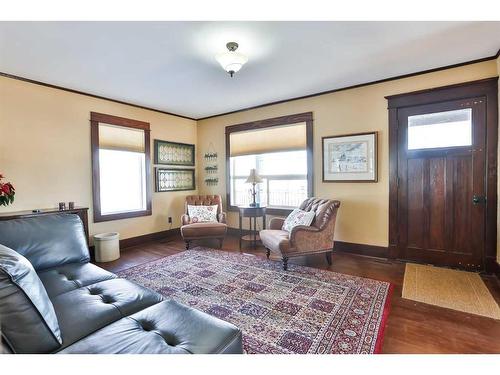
[198,49,500,121]
[0,72,196,121]
[2,47,499,122]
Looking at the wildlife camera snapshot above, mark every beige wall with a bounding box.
[0,77,197,241]
[1,59,498,249]
[197,60,498,248]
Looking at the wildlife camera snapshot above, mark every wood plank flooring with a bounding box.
[98,234,500,354]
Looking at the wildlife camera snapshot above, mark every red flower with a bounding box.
[1,184,11,195]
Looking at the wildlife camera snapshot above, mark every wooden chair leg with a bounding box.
[282,256,288,271]
[326,251,332,266]
[185,240,190,250]
[266,248,270,259]
[218,238,224,249]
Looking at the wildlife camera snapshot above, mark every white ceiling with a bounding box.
[1,21,499,119]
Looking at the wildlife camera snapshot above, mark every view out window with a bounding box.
[226,113,313,211]
[408,108,472,150]
[230,150,308,208]
[91,112,152,222]
[99,149,146,214]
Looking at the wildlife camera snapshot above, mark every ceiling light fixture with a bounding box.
[215,42,248,77]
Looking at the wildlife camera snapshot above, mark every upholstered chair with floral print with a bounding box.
[260,198,341,270]
[180,195,227,249]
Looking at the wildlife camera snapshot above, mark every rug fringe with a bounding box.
[373,283,394,354]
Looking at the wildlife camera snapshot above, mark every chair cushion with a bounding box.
[0,214,89,271]
[181,222,227,238]
[187,204,218,223]
[0,244,62,353]
[259,229,291,254]
[58,300,243,354]
[282,208,315,232]
[38,262,117,298]
[51,278,164,350]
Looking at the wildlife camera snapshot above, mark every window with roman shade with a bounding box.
[226,113,313,213]
[90,112,152,222]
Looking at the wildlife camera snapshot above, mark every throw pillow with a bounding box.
[282,208,315,232]
[187,204,218,223]
[0,244,62,353]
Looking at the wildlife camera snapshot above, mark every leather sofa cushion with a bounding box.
[260,229,291,253]
[0,214,89,271]
[59,300,243,354]
[51,278,164,349]
[38,263,117,298]
[0,244,62,353]
[181,222,227,238]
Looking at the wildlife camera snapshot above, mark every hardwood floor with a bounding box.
[98,234,500,354]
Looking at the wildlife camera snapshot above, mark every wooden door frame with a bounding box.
[386,77,499,272]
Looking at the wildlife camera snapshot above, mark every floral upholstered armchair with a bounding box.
[180,195,227,249]
[259,198,341,270]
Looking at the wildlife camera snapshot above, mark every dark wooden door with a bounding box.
[397,97,487,270]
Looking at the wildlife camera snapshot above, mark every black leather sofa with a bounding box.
[0,214,243,354]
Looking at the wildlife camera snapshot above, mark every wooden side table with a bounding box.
[238,206,266,250]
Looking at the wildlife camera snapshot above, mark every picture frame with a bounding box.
[154,139,195,166]
[322,132,378,182]
[155,168,196,192]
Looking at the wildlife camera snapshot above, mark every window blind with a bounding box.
[229,122,306,157]
[98,123,145,153]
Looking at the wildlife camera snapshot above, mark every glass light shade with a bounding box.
[215,51,248,74]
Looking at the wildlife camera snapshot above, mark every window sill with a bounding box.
[93,209,152,223]
[227,205,292,217]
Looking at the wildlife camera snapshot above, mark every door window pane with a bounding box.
[408,108,472,150]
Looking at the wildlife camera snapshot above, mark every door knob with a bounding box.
[472,195,486,204]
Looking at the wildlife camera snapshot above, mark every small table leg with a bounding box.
[239,212,242,251]
[253,215,257,249]
[250,216,253,249]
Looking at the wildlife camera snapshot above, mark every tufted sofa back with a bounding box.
[184,195,223,215]
[299,197,341,230]
[0,214,90,271]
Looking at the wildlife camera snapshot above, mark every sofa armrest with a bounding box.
[290,225,321,250]
[218,212,227,224]
[181,214,191,226]
[2,338,13,354]
[269,217,286,230]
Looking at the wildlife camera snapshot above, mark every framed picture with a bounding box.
[155,168,195,192]
[322,132,378,182]
[154,139,195,166]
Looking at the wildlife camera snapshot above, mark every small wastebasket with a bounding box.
[94,232,120,262]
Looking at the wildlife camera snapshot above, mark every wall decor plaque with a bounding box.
[154,140,195,166]
[155,168,195,192]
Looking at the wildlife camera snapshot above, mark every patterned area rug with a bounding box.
[118,247,393,354]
